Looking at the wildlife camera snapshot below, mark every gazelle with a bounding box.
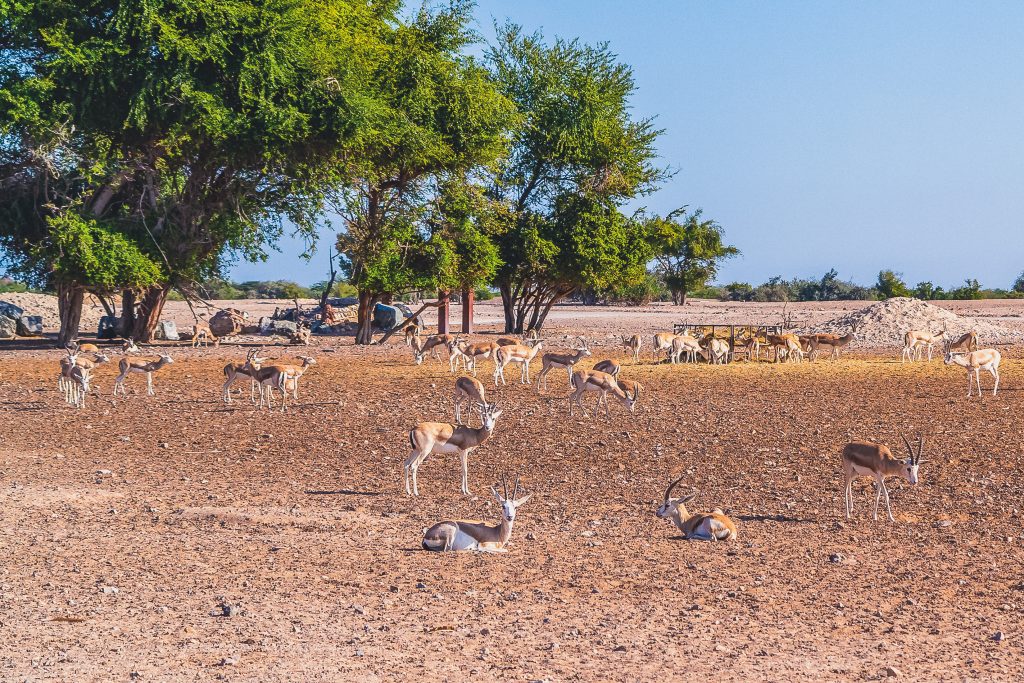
[653,332,677,362]
[945,330,979,355]
[113,354,174,396]
[255,356,317,410]
[700,335,730,364]
[222,348,267,403]
[807,327,857,360]
[191,321,219,348]
[568,369,636,418]
[656,476,737,541]
[536,337,591,391]
[421,475,531,553]
[737,334,761,362]
[454,376,489,426]
[494,341,544,385]
[65,365,92,409]
[404,317,423,347]
[944,348,1001,397]
[497,332,541,347]
[621,334,642,362]
[593,359,620,377]
[417,334,456,363]
[902,329,944,362]
[404,403,503,496]
[121,337,140,354]
[768,333,804,363]
[59,348,108,395]
[448,338,501,375]
[601,378,642,413]
[841,435,923,522]
[670,334,701,364]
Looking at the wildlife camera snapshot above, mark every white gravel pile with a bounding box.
[800,297,1017,347]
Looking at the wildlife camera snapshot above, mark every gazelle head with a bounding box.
[94,353,111,364]
[159,354,175,365]
[491,474,531,523]
[297,355,317,368]
[64,346,79,365]
[656,475,695,522]
[575,336,592,355]
[943,350,966,366]
[478,403,503,431]
[899,434,925,485]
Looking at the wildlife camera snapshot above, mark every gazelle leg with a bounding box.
[460,450,469,494]
[882,480,895,522]
[146,372,154,396]
[873,477,883,521]
[992,367,999,395]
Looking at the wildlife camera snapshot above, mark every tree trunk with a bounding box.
[319,248,338,311]
[355,290,378,345]
[499,282,517,334]
[533,290,568,331]
[130,284,170,342]
[56,283,84,347]
[119,290,137,337]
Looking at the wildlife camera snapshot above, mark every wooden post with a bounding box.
[461,287,474,333]
[437,291,450,334]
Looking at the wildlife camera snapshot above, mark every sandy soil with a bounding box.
[1,312,1023,681]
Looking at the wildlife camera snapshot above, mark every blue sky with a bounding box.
[232,1,1024,289]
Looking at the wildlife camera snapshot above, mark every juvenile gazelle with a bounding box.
[113,354,174,397]
[191,320,219,348]
[405,403,503,496]
[494,340,544,385]
[621,334,642,362]
[656,476,737,541]
[421,475,531,553]
[944,348,1001,397]
[841,435,923,522]
[536,337,591,391]
[568,369,636,418]
[454,376,489,426]
[902,329,944,362]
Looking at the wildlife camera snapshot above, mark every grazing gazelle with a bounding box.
[621,334,642,362]
[670,334,701,364]
[536,337,591,391]
[222,347,267,403]
[945,330,979,356]
[656,476,737,541]
[449,338,501,376]
[454,376,489,426]
[902,329,944,362]
[944,348,1001,397]
[568,369,636,418]
[113,354,174,396]
[417,334,457,363]
[700,335,730,364]
[494,341,544,385]
[405,403,503,496]
[421,475,531,553]
[593,359,620,377]
[652,332,677,362]
[841,435,923,522]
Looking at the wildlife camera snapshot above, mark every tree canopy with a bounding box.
[648,208,738,306]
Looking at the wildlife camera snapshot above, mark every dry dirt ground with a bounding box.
[1,311,1023,681]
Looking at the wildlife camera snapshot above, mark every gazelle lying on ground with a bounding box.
[536,337,591,391]
[568,369,637,417]
[841,435,923,522]
[71,341,100,353]
[421,475,531,552]
[454,376,489,426]
[405,403,503,495]
[191,321,219,348]
[657,476,737,541]
[496,330,540,347]
[902,329,944,362]
[944,348,1001,397]
[222,347,268,403]
[621,334,642,362]
[494,340,544,385]
[121,337,140,354]
[670,334,701,364]
[945,330,978,355]
[113,354,174,396]
[593,359,620,377]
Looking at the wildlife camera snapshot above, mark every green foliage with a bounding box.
[42,213,164,292]
[647,208,738,305]
[473,286,496,301]
[0,278,31,293]
[1013,272,1024,293]
[723,282,754,301]
[947,278,982,300]
[604,274,666,306]
[876,270,911,299]
[913,281,943,300]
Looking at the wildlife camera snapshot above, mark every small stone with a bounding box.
[525,532,536,541]
[416,582,427,590]
[354,649,364,657]
[885,666,901,677]
[480,628,490,636]
[96,469,112,475]
[100,585,119,594]
[829,553,844,564]
[220,657,238,667]
[159,442,169,449]
[991,631,1004,642]
[612,645,627,652]
[352,604,365,615]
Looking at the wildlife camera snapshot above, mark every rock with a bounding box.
[258,316,274,333]
[373,303,405,330]
[154,320,179,341]
[271,319,298,335]
[885,666,901,677]
[0,315,17,339]
[0,301,24,319]
[97,315,120,339]
[219,656,238,666]
[16,315,43,336]
[612,645,627,652]
[416,581,427,590]
[828,552,844,564]
[100,585,119,594]
[326,297,359,308]
[209,308,246,337]
[992,631,1004,642]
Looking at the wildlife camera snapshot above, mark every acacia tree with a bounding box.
[0,0,390,342]
[334,2,515,344]
[486,24,665,332]
[648,208,738,305]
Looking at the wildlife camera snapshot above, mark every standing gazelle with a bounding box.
[454,376,489,426]
[222,347,267,403]
[494,341,544,385]
[656,476,737,541]
[841,435,923,522]
[536,337,591,392]
[567,369,636,418]
[113,354,174,396]
[421,475,531,552]
[405,403,503,496]
[944,348,1001,397]
[621,334,642,363]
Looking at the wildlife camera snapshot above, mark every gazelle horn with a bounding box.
[512,475,521,500]
[501,473,508,500]
[900,433,915,459]
[664,474,686,503]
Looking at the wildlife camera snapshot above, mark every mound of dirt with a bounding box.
[0,293,106,334]
[802,297,1017,347]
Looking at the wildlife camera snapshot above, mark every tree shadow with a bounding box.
[305,489,382,497]
[737,513,813,524]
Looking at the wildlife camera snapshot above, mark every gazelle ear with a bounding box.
[916,459,927,465]
[680,494,697,504]
[514,493,532,506]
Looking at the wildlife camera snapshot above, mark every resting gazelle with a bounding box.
[841,435,923,522]
[421,475,530,553]
[656,476,737,541]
